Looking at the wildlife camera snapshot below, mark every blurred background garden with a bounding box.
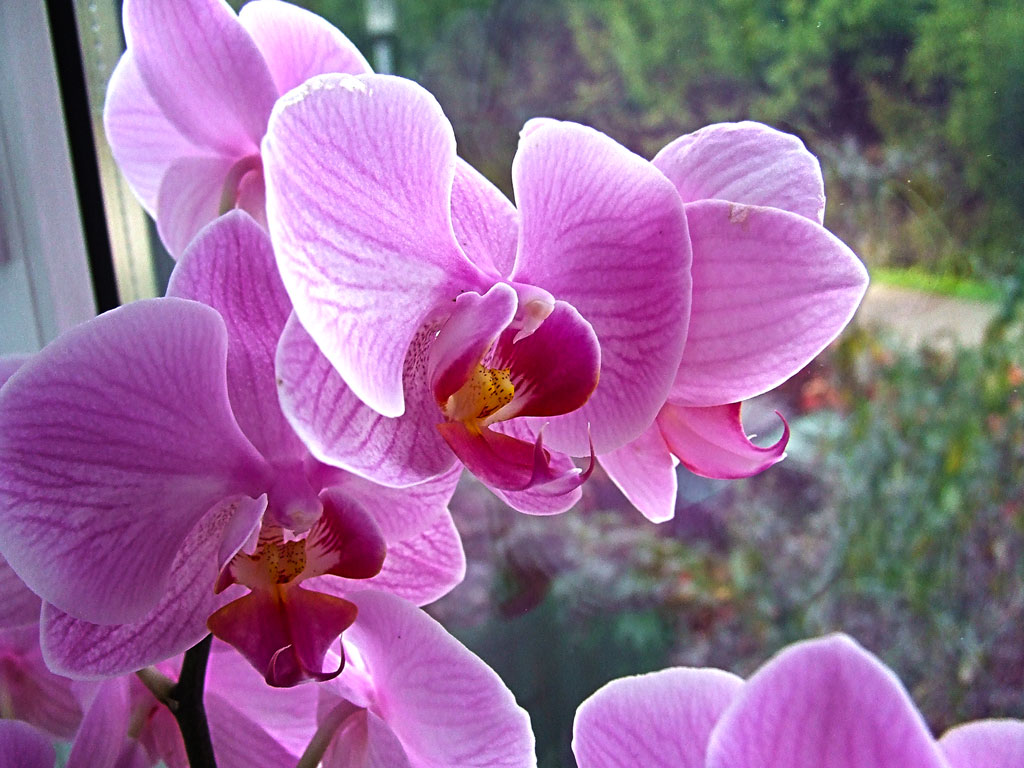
[100,0,1024,763]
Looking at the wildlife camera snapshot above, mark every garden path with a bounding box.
[854,283,999,347]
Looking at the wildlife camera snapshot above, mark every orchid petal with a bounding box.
[573,668,743,768]
[205,641,318,761]
[0,354,29,388]
[494,300,600,420]
[304,491,387,580]
[365,513,466,605]
[494,480,583,516]
[238,0,371,95]
[598,421,678,523]
[310,511,466,606]
[277,315,457,486]
[0,299,268,624]
[0,554,42,629]
[156,154,238,258]
[168,210,306,465]
[322,465,462,544]
[208,585,356,687]
[705,634,950,768]
[40,496,261,679]
[66,678,131,768]
[429,285,518,405]
[0,721,54,768]
[124,0,277,155]
[673,200,868,406]
[510,120,691,455]
[451,159,519,277]
[342,590,536,767]
[487,420,586,514]
[654,121,826,222]
[0,626,82,738]
[323,710,413,768]
[264,73,488,418]
[939,720,1024,768]
[658,402,788,480]
[103,52,203,215]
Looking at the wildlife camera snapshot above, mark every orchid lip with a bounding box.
[207,495,386,686]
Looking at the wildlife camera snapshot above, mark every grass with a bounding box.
[871,266,1001,302]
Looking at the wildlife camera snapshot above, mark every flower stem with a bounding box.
[295,699,359,768]
[147,634,217,768]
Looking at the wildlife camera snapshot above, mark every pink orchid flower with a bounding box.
[0,624,82,741]
[0,556,82,741]
[309,591,536,767]
[573,633,1024,768]
[598,122,869,522]
[262,74,692,515]
[65,644,319,768]
[0,213,464,687]
[0,720,54,768]
[105,0,370,256]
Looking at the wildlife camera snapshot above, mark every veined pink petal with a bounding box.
[0,298,269,624]
[205,641,318,762]
[510,119,691,456]
[103,53,204,215]
[238,0,371,95]
[573,668,743,768]
[705,634,950,768]
[263,73,489,418]
[0,721,55,768]
[323,709,413,768]
[429,285,518,406]
[156,154,238,257]
[939,720,1024,768]
[277,315,457,487]
[451,159,519,277]
[310,511,466,607]
[66,678,131,768]
[124,0,277,155]
[492,300,600,421]
[658,402,788,480]
[321,464,462,544]
[365,513,465,606]
[654,121,826,222]
[168,211,307,465]
[598,421,678,523]
[0,554,42,629]
[519,117,559,139]
[673,200,868,406]
[341,590,536,767]
[40,496,260,679]
[0,626,82,738]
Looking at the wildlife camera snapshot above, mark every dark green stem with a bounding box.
[169,634,218,768]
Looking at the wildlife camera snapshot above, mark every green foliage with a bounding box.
[453,593,673,768]
[816,324,1024,723]
[872,266,1000,302]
